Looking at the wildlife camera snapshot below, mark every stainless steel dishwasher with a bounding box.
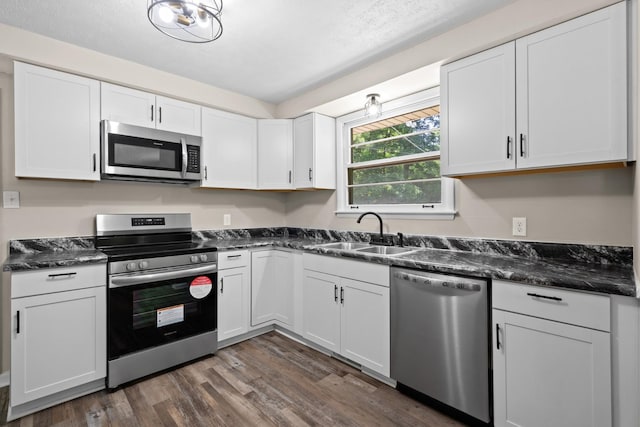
[391,267,490,425]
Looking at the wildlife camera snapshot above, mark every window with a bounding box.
[336,88,455,218]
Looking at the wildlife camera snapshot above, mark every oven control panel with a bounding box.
[109,251,217,275]
[131,217,166,227]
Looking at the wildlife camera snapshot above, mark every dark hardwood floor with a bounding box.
[0,332,465,426]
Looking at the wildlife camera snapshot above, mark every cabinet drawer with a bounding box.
[218,250,249,270]
[12,264,106,298]
[492,280,610,331]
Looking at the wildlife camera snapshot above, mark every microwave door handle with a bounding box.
[181,137,188,178]
[109,264,217,288]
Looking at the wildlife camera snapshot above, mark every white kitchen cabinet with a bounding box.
[441,3,627,176]
[293,113,336,189]
[217,250,251,342]
[440,43,516,175]
[14,62,100,181]
[10,264,106,415]
[251,250,294,327]
[257,119,294,189]
[200,107,257,189]
[302,254,390,376]
[101,83,201,135]
[492,280,611,427]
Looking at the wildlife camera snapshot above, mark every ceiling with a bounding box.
[0,0,514,104]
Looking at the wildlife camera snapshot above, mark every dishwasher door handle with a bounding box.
[393,271,482,292]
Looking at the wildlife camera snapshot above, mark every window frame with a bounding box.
[335,87,456,219]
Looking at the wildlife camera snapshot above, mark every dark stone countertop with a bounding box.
[3,233,636,298]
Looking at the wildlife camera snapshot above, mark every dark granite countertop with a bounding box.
[4,229,636,297]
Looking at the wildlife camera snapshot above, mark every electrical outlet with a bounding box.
[512,217,527,236]
[223,214,231,226]
[3,191,20,209]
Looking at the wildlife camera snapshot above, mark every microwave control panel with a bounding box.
[187,145,200,173]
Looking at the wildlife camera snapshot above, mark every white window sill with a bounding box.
[335,210,457,220]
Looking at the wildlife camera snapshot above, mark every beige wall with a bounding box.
[286,168,634,246]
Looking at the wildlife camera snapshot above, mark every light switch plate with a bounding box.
[512,217,527,236]
[223,214,231,226]
[3,191,20,209]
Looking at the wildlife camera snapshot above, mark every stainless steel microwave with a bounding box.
[101,120,202,184]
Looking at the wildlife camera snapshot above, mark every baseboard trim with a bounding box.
[0,371,9,388]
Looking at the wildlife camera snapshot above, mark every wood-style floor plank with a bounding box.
[0,331,466,427]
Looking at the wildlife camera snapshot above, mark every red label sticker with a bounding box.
[190,276,213,299]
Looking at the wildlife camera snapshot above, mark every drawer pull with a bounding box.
[47,272,77,279]
[226,255,242,259]
[527,292,562,302]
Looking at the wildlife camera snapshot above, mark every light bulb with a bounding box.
[196,9,210,28]
[158,5,175,23]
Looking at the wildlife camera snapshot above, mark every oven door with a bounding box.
[108,263,217,360]
[101,120,201,181]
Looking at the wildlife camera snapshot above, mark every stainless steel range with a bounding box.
[96,213,217,389]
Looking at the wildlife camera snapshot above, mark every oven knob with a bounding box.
[199,254,208,262]
[139,261,149,269]
[126,262,137,271]
[190,255,200,264]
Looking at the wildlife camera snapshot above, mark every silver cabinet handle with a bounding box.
[308,168,313,181]
[289,170,292,183]
[226,254,242,259]
[159,106,162,123]
[151,105,154,122]
[93,153,97,172]
[220,277,224,294]
[204,166,208,180]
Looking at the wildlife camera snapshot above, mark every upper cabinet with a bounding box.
[14,62,101,181]
[257,119,294,190]
[101,83,201,136]
[441,3,627,176]
[200,107,257,189]
[293,113,336,189]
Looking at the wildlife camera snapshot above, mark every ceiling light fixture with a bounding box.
[364,93,382,117]
[147,0,223,43]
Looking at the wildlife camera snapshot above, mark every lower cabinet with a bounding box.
[492,280,611,427]
[10,265,106,410]
[217,250,251,341]
[251,250,294,327]
[302,254,390,377]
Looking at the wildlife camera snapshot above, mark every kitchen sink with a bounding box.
[317,241,371,250]
[356,246,416,256]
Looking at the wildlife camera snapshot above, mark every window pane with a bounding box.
[350,160,440,185]
[349,180,442,205]
[351,131,440,163]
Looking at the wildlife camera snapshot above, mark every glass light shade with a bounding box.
[148,0,223,43]
[365,93,382,117]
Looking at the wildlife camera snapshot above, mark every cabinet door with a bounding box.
[293,113,336,189]
[11,287,106,406]
[340,278,390,376]
[440,42,516,176]
[257,119,293,189]
[302,269,340,353]
[14,62,100,181]
[515,3,626,169]
[217,266,250,341]
[100,82,156,128]
[201,108,257,189]
[156,95,202,136]
[251,250,294,326]
[493,309,611,427]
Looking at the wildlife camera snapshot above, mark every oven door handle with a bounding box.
[109,264,217,288]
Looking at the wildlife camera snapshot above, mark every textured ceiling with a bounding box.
[0,0,513,104]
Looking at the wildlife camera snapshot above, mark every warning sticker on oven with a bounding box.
[157,304,184,328]
[190,276,213,299]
